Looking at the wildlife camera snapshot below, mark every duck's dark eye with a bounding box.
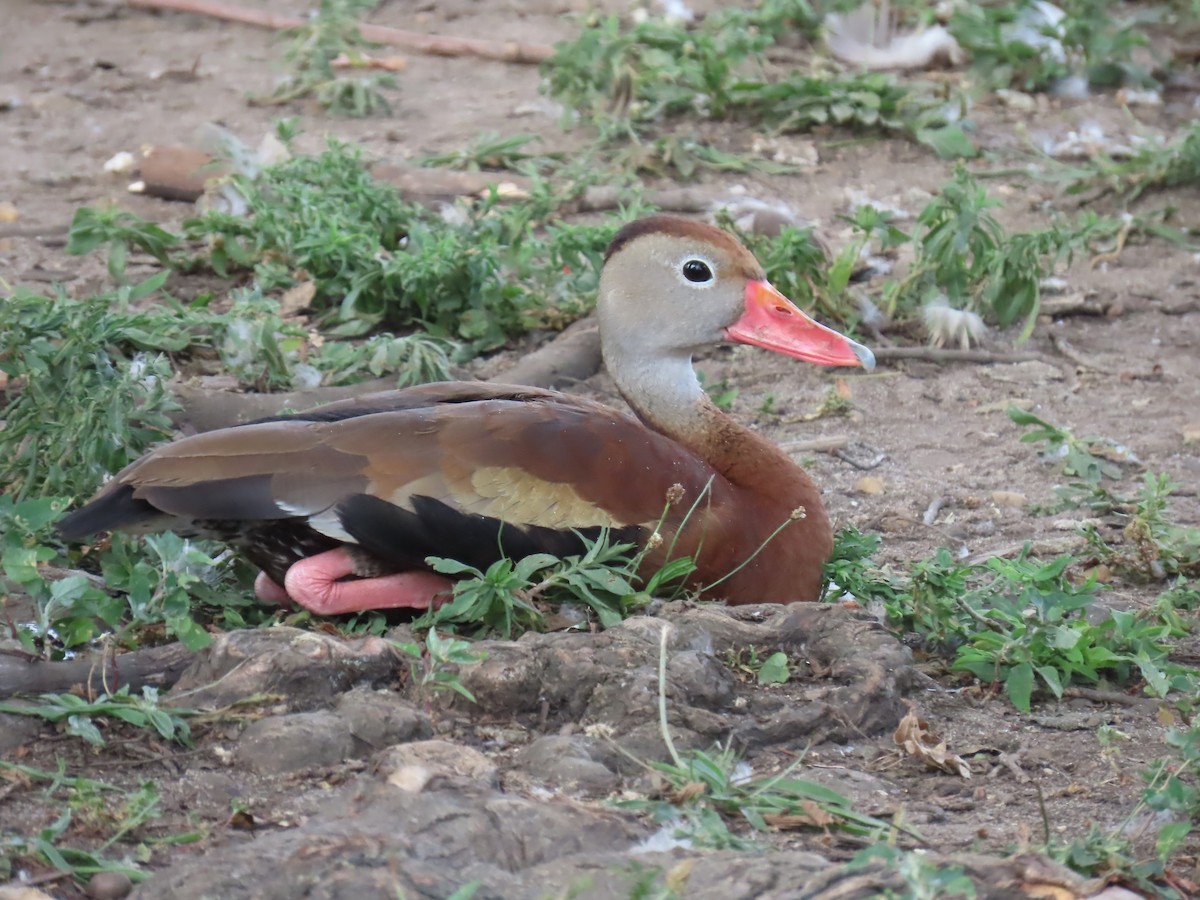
[682,259,713,283]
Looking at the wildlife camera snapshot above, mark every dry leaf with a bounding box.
[763,799,835,829]
[665,859,695,893]
[278,281,317,318]
[332,52,407,72]
[990,490,1027,508]
[227,809,256,831]
[894,705,971,778]
[670,782,707,803]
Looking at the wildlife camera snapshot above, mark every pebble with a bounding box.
[855,476,885,495]
[990,490,1026,508]
[86,872,133,900]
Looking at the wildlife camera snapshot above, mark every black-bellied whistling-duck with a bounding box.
[57,215,874,615]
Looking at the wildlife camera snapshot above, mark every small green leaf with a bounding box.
[66,715,105,747]
[1006,661,1035,712]
[915,125,976,160]
[757,652,790,685]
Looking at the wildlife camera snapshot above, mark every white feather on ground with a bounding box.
[825,4,965,71]
[923,296,987,349]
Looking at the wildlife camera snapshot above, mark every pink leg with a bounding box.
[254,571,293,604]
[271,547,453,615]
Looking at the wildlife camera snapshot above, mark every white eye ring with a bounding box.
[677,254,717,288]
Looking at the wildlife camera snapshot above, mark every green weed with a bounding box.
[1,494,258,653]
[416,528,694,638]
[218,287,456,390]
[0,686,195,748]
[267,0,394,115]
[1008,406,1129,485]
[66,207,180,282]
[1022,120,1200,203]
[391,627,487,704]
[1042,717,1199,896]
[420,132,544,171]
[883,167,1080,339]
[1085,474,1200,581]
[949,0,1151,93]
[185,142,615,346]
[849,844,976,899]
[823,530,1189,713]
[0,761,202,884]
[0,278,183,501]
[723,647,791,685]
[544,5,973,167]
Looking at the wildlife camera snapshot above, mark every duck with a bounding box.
[57,215,874,615]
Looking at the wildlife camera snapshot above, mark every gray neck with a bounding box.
[602,341,708,439]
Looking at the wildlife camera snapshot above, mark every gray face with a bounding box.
[597,227,763,357]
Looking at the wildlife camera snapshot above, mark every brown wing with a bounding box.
[57,382,734,577]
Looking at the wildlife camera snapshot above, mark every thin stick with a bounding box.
[873,347,1046,365]
[1061,686,1150,707]
[1049,333,1105,373]
[779,435,849,453]
[125,0,556,64]
[0,223,70,239]
[1090,215,1133,268]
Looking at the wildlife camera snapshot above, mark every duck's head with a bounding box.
[597,215,875,371]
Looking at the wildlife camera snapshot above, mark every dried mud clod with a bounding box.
[119,606,940,900]
[167,627,401,711]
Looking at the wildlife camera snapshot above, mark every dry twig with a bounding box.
[873,347,1046,365]
[0,643,194,699]
[1049,333,1106,373]
[125,0,555,64]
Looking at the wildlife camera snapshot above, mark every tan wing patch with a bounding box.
[462,466,624,529]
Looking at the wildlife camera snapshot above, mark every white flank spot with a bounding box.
[307,509,358,543]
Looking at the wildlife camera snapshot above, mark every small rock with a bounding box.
[0,201,18,222]
[514,735,620,794]
[386,764,432,792]
[234,690,430,775]
[374,739,498,789]
[1182,422,1200,444]
[334,687,431,751]
[170,627,400,711]
[995,89,1037,112]
[234,710,355,775]
[855,476,885,495]
[967,519,996,537]
[86,872,133,900]
[0,712,43,752]
[990,491,1026,508]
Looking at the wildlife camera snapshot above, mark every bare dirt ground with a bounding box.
[2,1,1200,898]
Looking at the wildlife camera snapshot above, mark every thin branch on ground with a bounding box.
[125,0,556,63]
[1049,333,1106,373]
[873,347,1047,365]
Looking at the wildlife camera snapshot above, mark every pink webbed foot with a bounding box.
[254,548,454,615]
[254,571,292,604]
